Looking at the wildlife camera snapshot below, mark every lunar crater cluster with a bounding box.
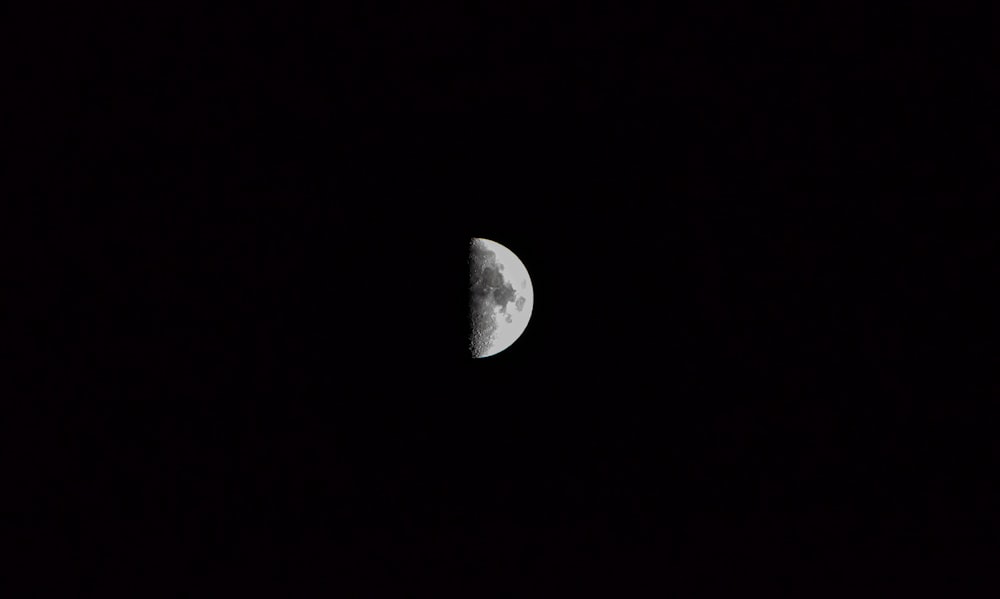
[468,238,533,358]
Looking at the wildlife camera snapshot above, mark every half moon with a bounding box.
[469,238,534,358]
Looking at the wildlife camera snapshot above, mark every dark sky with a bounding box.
[9,3,995,594]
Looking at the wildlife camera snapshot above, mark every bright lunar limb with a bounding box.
[469,238,534,358]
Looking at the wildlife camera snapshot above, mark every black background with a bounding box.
[8,2,997,595]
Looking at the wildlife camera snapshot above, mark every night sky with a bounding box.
[9,3,995,595]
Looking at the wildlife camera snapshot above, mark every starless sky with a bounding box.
[11,3,990,591]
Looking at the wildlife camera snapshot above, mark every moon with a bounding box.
[469,238,534,358]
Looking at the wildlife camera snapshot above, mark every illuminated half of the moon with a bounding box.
[469,237,534,358]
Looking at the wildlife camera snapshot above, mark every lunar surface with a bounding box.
[469,238,534,358]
